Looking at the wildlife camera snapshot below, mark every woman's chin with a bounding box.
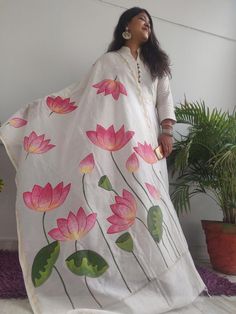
[140,35,149,43]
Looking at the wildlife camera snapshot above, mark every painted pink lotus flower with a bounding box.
[79,153,95,174]
[126,153,139,173]
[86,124,134,152]
[145,183,160,201]
[24,131,55,155]
[46,96,77,115]
[23,182,71,212]
[48,207,97,241]
[92,77,127,100]
[8,118,27,128]
[134,142,157,164]
[107,189,137,234]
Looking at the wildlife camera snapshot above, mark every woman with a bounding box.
[107,7,175,159]
[0,7,205,314]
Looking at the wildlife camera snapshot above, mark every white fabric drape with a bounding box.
[0,46,205,314]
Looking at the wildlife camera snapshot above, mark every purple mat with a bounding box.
[0,250,27,298]
[0,250,236,299]
[196,265,236,296]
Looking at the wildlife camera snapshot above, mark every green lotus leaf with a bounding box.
[115,232,133,252]
[66,250,109,278]
[98,175,113,191]
[147,206,163,242]
[32,241,60,287]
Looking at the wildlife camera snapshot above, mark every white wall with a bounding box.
[0,0,236,257]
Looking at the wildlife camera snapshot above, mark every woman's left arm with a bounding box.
[156,75,176,158]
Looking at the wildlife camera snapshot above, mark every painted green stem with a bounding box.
[42,212,49,244]
[136,217,168,268]
[111,152,147,210]
[85,276,102,308]
[160,197,183,236]
[53,266,75,309]
[163,223,181,256]
[132,251,151,282]
[132,173,152,209]
[152,165,168,195]
[152,167,184,238]
[42,212,75,309]
[82,174,132,293]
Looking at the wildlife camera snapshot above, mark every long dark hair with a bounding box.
[107,7,171,80]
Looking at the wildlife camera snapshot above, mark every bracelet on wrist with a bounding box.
[161,128,173,137]
[161,124,173,129]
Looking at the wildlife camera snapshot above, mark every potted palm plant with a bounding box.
[168,100,236,275]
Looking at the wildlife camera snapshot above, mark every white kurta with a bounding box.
[0,46,205,314]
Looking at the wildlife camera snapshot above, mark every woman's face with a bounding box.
[127,12,151,43]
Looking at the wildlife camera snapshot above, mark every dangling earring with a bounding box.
[122,27,131,40]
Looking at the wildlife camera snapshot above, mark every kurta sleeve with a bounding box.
[156,75,176,123]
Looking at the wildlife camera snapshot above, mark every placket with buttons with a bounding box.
[117,52,156,146]
[137,62,141,84]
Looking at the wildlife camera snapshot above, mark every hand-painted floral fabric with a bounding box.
[0,46,205,314]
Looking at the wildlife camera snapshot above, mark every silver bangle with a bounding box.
[161,128,173,137]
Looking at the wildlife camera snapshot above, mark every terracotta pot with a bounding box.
[201,220,236,275]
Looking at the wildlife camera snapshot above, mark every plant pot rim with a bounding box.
[201,220,236,226]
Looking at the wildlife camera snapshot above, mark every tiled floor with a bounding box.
[0,260,235,314]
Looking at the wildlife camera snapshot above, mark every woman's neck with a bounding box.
[124,42,140,60]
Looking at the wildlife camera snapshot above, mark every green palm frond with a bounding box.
[169,100,236,223]
[182,102,231,132]
[171,183,191,213]
[213,144,236,172]
[0,179,3,192]
[175,100,227,127]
